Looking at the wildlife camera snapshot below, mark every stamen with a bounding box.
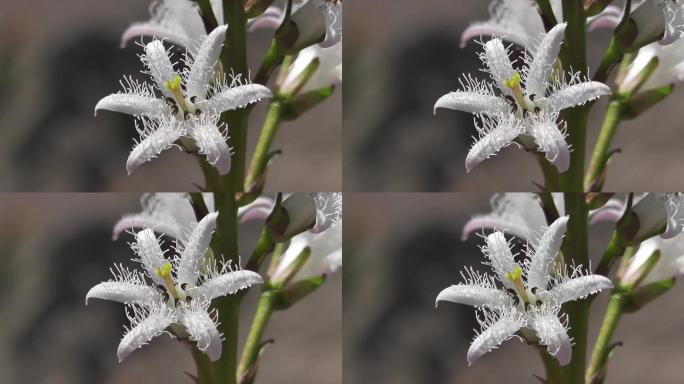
[505,265,530,304]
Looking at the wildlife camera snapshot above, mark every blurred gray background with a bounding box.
[0,193,341,384]
[344,193,684,383]
[0,1,340,191]
[344,0,684,191]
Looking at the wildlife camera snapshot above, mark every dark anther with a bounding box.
[183,111,190,120]
[194,109,202,116]
[534,107,541,114]
[505,95,516,105]
[530,287,538,294]
[171,105,179,115]
[506,288,517,298]
[529,94,537,101]
[174,298,181,307]
[156,284,166,292]
[524,302,531,311]
[180,283,188,290]
[512,296,520,306]
[522,109,529,117]
[190,96,197,103]
[185,296,193,303]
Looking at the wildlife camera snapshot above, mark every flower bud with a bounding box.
[628,193,671,242]
[272,275,326,310]
[622,277,675,312]
[266,193,317,242]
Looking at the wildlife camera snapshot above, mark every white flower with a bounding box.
[113,193,275,240]
[95,25,273,174]
[435,23,612,172]
[623,235,684,284]
[460,0,622,48]
[289,0,342,48]
[281,43,342,93]
[86,216,263,361]
[631,193,684,240]
[629,0,684,46]
[621,38,684,92]
[462,193,625,241]
[436,217,613,365]
[272,193,342,282]
[121,0,285,53]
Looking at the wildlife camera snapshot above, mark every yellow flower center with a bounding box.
[503,72,529,111]
[155,261,180,299]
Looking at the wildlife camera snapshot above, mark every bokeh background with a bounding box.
[0,193,341,384]
[344,0,684,191]
[344,193,684,383]
[0,1,340,191]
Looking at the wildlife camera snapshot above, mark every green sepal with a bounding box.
[620,85,674,119]
[622,277,675,312]
[272,275,326,310]
[282,86,334,120]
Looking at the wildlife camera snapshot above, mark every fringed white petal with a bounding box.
[112,213,183,241]
[526,23,567,97]
[177,212,219,287]
[587,5,623,32]
[467,308,525,366]
[433,92,509,115]
[465,115,523,173]
[435,285,511,308]
[143,40,177,98]
[527,114,570,172]
[482,39,516,93]
[538,275,613,306]
[178,306,223,361]
[247,5,285,32]
[127,117,185,175]
[543,81,611,112]
[187,115,232,175]
[86,282,161,306]
[190,270,263,301]
[527,216,569,290]
[186,25,228,100]
[196,83,273,114]
[134,228,168,285]
[117,306,175,362]
[288,221,343,280]
[462,193,546,241]
[528,307,572,366]
[484,231,518,286]
[311,192,342,234]
[95,93,168,117]
[319,0,342,47]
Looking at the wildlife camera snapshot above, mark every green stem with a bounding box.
[539,347,563,384]
[211,192,242,384]
[585,292,625,384]
[560,192,589,384]
[193,0,219,32]
[584,100,623,191]
[254,40,284,85]
[237,289,276,377]
[595,231,626,276]
[246,228,276,271]
[189,344,215,384]
[220,0,250,192]
[593,37,622,83]
[245,101,284,190]
[559,1,589,193]
[535,0,559,31]
[536,154,561,191]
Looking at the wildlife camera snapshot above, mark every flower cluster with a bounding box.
[86,212,263,361]
[436,216,613,365]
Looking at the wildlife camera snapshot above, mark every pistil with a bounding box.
[505,265,530,304]
[503,72,529,111]
[155,262,180,300]
[165,75,190,114]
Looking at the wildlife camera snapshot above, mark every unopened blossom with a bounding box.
[623,235,684,285]
[435,23,612,172]
[86,215,263,361]
[631,193,684,241]
[288,0,342,49]
[272,192,342,282]
[627,0,684,46]
[121,0,285,52]
[621,38,684,92]
[113,193,275,240]
[462,193,625,241]
[436,217,613,365]
[95,25,273,174]
[460,0,622,48]
[281,43,342,94]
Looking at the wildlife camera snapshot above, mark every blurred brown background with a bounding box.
[0,1,341,191]
[0,193,341,384]
[344,193,684,383]
[344,0,684,192]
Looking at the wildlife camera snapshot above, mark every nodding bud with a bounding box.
[244,0,275,17]
[276,0,327,53]
[266,193,317,242]
[619,0,668,51]
[626,194,669,243]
